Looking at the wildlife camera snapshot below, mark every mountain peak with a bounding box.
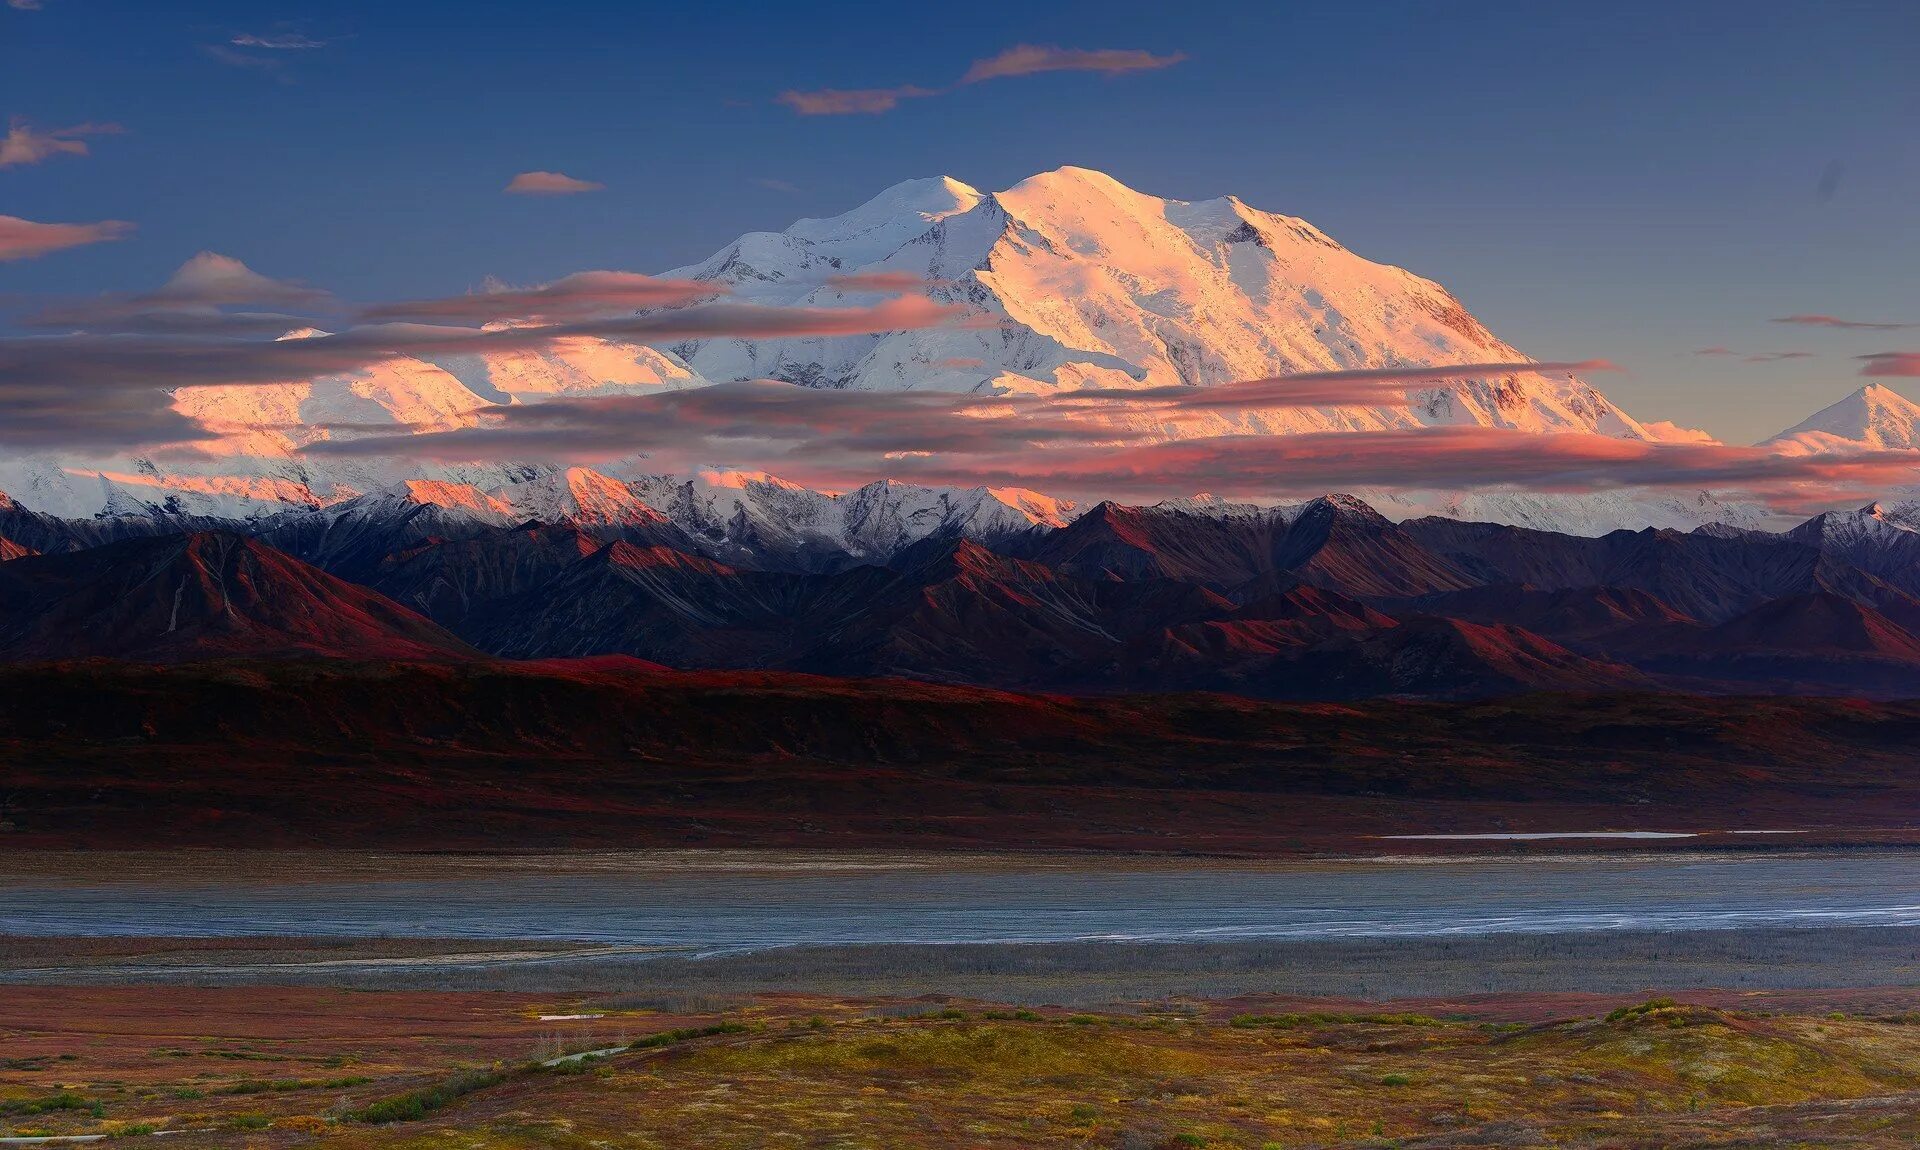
[784,176,983,248]
[1764,382,1920,453]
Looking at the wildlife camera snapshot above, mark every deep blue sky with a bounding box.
[3,0,1915,443]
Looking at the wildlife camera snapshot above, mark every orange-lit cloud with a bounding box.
[779,43,1185,115]
[1773,314,1914,331]
[504,170,605,195]
[960,44,1188,83]
[1070,360,1618,410]
[823,271,945,293]
[0,214,132,262]
[776,86,940,116]
[294,376,1920,515]
[1859,353,1920,377]
[0,118,122,168]
[362,270,719,323]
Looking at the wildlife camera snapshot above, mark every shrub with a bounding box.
[627,1022,750,1050]
[347,1067,510,1124]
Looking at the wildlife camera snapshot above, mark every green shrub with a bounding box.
[628,1022,749,1050]
[347,1067,510,1124]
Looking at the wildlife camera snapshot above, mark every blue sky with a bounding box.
[2,0,1915,443]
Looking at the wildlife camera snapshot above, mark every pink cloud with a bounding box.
[293,374,1920,516]
[1859,353,1920,377]
[1071,360,1619,410]
[0,296,978,396]
[779,43,1183,115]
[504,170,604,195]
[1773,314,1914,331]
[0,214,133,262]
[0,118,123,168]
[776,86,939,116]
[824,271,945,293]
[363,270,720,323]
[960,44,1188,83]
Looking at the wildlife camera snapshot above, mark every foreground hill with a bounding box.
[4,659,1920,850]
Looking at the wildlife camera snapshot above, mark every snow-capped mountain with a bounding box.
[1762,383,1920,454]
[1,166,1781,535]
[661,166,1664,440]
[515,466,1073,570]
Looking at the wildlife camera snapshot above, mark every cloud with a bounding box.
[960,44,1188,83]
[201,43,298,79]
[6,0,44,10]
[360,270,720,323]
[1692,345,1813,364]
[1773,314,1914,331]
[779,42,1184,115]
[504,170,605,195]
[753,178,802,194]
[1859,353,1920,378]
[0,214,133,262]
[21,252,334,331]
[289,376,1920,516]
[823,271,945,294]
[1068,360,1619,411]
[0,118,123,168]
[230,32,328,49]
[0,296,978,396]
[776,86,939,116]
[302,379,1121,463]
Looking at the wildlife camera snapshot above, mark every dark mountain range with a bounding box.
[0,492,1917,699]
[0,532,472,662]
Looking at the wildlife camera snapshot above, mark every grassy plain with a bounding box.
[10,984,1920,1147]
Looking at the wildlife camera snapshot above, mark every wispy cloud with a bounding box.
[1692,346,1814,363]
[776,86,939,116]
[6,0,45,10]
[960,44,1187,83]
[823,271,945,294]
[0,292,978,453]
[779,42,1185,115]
[504,170,605,195]
[360,270,718,323]
[230,32,329,49]
[0,118,123,168]
[1068,361,1619,411]
[201,43,290,75]
[0,214,133,262]
[753,177,802,193]
[0,296,976,394]
[292,378,1920,517]
[1773,314,1914,331]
